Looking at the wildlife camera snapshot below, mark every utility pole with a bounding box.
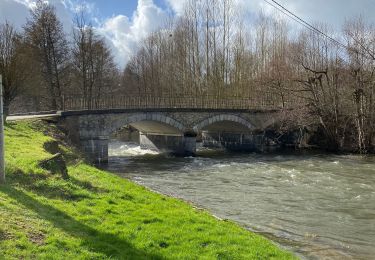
[0,75,4,184]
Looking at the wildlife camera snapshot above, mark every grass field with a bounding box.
[0,120,296,259]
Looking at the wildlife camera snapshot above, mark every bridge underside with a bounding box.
[129,121,182,136]
[201,121,252,133]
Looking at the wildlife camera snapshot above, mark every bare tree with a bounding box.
[344,17,375,153]
[0,22,29,118]
[293,25,351,151]
[71,13,117,109]
[24,0,69,110]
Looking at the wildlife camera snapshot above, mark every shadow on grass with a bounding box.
[6,169,108,201]
[0,185,163,259]
[69,177,109,194]
[4,122,17,129]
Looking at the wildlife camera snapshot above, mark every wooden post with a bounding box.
[0,75,5,184]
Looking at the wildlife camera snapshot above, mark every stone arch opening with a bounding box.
[110,113,186,136]
[108,113,196,157]
[193,114,253,133]
[192,114,262,152]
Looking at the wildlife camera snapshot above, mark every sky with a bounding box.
[1,0,375,68]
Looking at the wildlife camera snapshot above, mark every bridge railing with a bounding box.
[61,93,302,111]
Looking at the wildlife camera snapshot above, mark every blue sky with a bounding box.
[1,0,375,68]
[93,0,168,17]
[95,1,139,17]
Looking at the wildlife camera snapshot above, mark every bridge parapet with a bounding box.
[61,93,299,111]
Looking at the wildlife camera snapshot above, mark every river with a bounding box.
[103,141,375,260]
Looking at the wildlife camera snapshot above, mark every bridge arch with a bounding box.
[108,112,186,136]
[193,114,254,132]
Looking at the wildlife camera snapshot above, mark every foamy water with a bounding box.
[109,141,159,156]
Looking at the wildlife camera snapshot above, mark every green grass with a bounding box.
[0,120,297,259]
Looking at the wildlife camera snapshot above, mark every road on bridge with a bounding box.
[7,113,59,121]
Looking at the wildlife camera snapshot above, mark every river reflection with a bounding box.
[103,141,375,260]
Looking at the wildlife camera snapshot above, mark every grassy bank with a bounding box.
[0,120,296,259]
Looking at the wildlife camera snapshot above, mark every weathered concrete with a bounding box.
[140,133,196,156]
[202,132,265,151]
[58,109,280,162]
[81,138,109,164]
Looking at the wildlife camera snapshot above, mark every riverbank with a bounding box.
[0,120,296,259]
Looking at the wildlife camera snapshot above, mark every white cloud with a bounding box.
[2,0,375,69]
[97,0,168,67]
[165,0,186,15]
[0,0,74,33]
[61,0,95,14]
[0,0,169,68]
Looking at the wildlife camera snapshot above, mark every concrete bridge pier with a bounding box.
[139,132,197,156]
[81,137,109,164]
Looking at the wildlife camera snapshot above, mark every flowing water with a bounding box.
[104,141,375,260]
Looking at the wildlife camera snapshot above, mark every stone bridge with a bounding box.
[58,108,281,163]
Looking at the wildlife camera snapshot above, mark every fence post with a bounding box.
[0,75,5,184]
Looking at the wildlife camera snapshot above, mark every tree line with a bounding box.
[1,0,374,153]
[122,0,375,153]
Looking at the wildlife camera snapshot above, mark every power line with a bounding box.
[262,0,342,49]
[269,0,347,48]
[262,0,306,29]
[263,0,375,60]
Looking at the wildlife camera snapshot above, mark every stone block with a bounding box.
[38,153,69,179]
